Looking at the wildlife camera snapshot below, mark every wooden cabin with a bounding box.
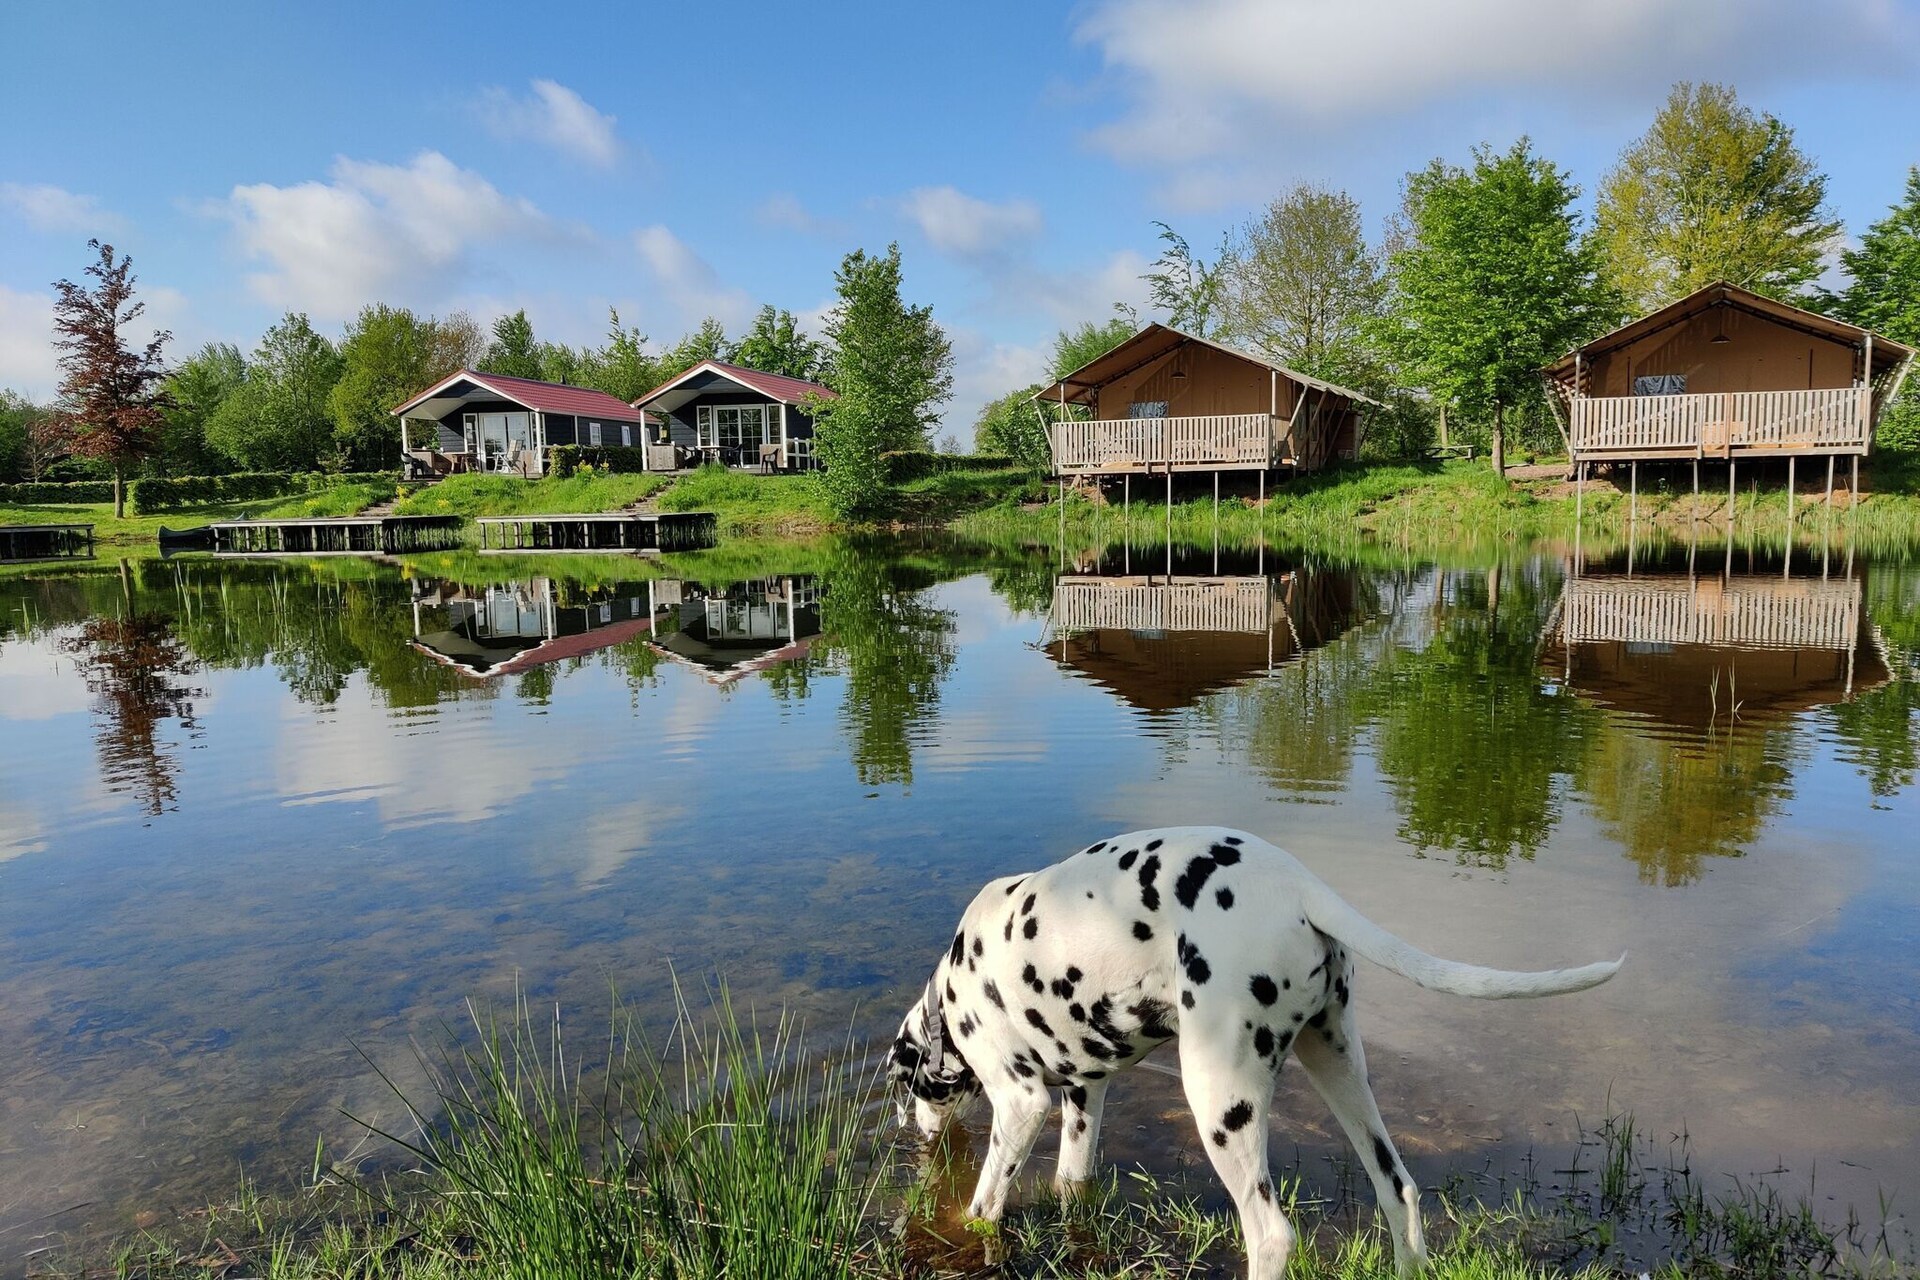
[1544,283,1915,470]
[630,361,834,472]
[1032,324,1381,480]
[393,370,653,478]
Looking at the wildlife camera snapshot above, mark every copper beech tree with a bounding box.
[51,240,171,516]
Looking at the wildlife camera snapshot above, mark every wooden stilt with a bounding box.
[1787,456,1796,529]
[1629,460,1638,526]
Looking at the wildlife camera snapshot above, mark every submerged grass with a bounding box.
[30,991,1913,1280]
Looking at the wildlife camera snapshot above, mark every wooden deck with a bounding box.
[1562,574,1862,651]
[475,511,717,552]
[1568,388,1870,463]
[0,523,95,563]
[204,514,464,555]
[1053,414,1285,475]
[1053,575,1277,633]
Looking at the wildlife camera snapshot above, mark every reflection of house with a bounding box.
[1033,323,1381,479]
[393,370,653,478]
[408,578,655,678]
[646,576,822,685]
[1544,570,1890,731]
[631,361,834,471]
[1544,282,1915,468]
[1045,569,1358,712]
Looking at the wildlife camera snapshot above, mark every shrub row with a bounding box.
[881,450,1019,483]
[547,444,653,477]
[128,471,397,514]
[0,479,118,504]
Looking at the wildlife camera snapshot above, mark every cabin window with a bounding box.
[1129,401,1169,418]
[1633,375,1686,396]
[462,414,477,453]
[709,405,770,456]
[587,421,603,446]
[619,423,631,446]
[697,405,713,446]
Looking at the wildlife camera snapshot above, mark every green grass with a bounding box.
[0,483,394,546]
[390,472,671,520]
[652,464,837,534]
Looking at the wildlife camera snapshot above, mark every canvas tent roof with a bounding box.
[1543,281,1915,386]
[1032,322,1383,410]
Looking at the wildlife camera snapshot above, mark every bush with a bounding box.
[1876,388,1920,454]
[128,470,397,514]
[881,450,1017,482]
[547,444,653,477]
[0,479,117,505]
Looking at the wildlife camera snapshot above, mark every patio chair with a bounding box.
[759,443,783,473]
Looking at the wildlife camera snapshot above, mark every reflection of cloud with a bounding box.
[570,799,682,885]
[275,682,568,828]
[0,794,47,863]
[0,643,94,720]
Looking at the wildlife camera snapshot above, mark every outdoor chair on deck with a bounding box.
[759,443,783,473]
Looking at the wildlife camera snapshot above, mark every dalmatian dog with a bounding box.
[889,827,1623,1279]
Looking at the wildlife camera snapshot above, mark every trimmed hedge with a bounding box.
[0,479,118,504]
[881,450,1019,483]
[128,471,397,514]
[547,445,653,477]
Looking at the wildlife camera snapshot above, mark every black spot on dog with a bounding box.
[1276,1029,1292,1052]
[1133,920,1154,941]
[1050,978,1075,1000]
[1023,964,1043,993]
[1056,1058,1075,1076]
[1209,841,1242,865]
[1020,893,1037,916]
[1085,1069,1107,1080]
[1371,1135,1405,1196]
[1256,1179,1273,1203]
[1117,848,1139,871]
[1211,1128,1228,1147]
[1080,1036,1115,1060]
[1025,1008,1054,1037]
[1307,1009,1328,1029]
[1137,854,1162,911]
[972,936,984,957]
[1224,835,1243,846]
[1250,974,1279,1006]
[1282,977,1291,990]
[983,980,1005,1010]
[1223,1101,1254,1132]
[945,981,956,1003]
[1129,998,1178,1040]
[1006,877,1028,895]
[1254,1026,1275,1057]
[1086,842,1106,855]
[1181,990,1195,1009]
[1074,1115,1088,1135]
[1174,855,1219,909]
[1145,838,1163,851]
[957,1015,977,1037]
[1004,918,1013,943]
[1068,1002,1086,1022]
[1334,976,1350,1006]
[1066,966,1083,983]
[1086,891,1094,899]
[1067,1085,1088,1110]
[1012,1058,1035,1078]
[949,934,965,964]
[1176,933,1212,985]
[1291,1011,1304,1023]
[1216,887,1235,910]
[1023,917,1039,940]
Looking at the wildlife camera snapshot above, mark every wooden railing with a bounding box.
[1569,388,1869,459]
[1563,576,1861,651]
[1053,414,1276,473]
[1054,577,1275,634]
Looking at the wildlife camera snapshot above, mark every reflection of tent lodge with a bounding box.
[646,576,822,685]
[408,578,655,678]
[1046,570,1357,712]
[1545,571,1891,730]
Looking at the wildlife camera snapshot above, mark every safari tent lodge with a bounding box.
[1034,324,1381,484]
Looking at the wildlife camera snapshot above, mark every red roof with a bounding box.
[632,360,836,409]
[392,369,646,421]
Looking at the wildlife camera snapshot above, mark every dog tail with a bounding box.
[1297,878,1623,1000]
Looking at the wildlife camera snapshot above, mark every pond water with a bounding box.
[2,534,1918,1266]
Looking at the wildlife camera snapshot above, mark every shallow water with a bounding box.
[1,536,1917,1265]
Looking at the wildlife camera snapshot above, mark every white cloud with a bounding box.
[1012,249,1154,328]
[219,152,554,322]
[1078,0,1916,193]
[0,285,60,398]
[0,182,125,235]
[477,79,623,168]
[632,225,756,333]
[756,192,841,237]
[900,186,1045,260]
[945,327,1054,439]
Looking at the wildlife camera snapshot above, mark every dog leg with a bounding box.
[1177,1035,1293,1280]
[1053,1077,1110,1199]
[965,1082,1051,1224]
[1293,999,1427,1276]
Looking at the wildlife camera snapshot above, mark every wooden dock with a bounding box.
[474,511,717,553]
[203,514,464,555]
[0,522,95,563]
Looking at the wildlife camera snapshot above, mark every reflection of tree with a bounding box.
[1368,566,1594,869]
[514,664,555,705]
[1576,725,1795,885]
[1826,682,1919,799]
[61,612,201,815]
[1210,610,1381,801]
[816,540,958,786]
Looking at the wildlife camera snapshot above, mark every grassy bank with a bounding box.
[30,994,1907,1280]
[390,472,671,520]
[0,480,399,547]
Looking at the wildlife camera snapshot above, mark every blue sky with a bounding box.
[3,0,1917,432]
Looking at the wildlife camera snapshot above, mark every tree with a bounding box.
[657,317,731,382]
[1385,141,1611,475]
[818,244,953,452]
[428,311,486,374]
[536,341,583,386]
[1143,222,1227,337]
[730,305,824,380]
[158,343,245,475]
[810,382,892,517]
[973,385,1048,471]
[207,313,343,471]
[482,309,541,379]
[1825,167,1920,450]
[1220,184,1385,382]
[577,309,659,402]
[1,390,69,482]
[1595,82,1840,310]
[1050,311,1137,380]
[330,305,449,469]
[50,240,171,516]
